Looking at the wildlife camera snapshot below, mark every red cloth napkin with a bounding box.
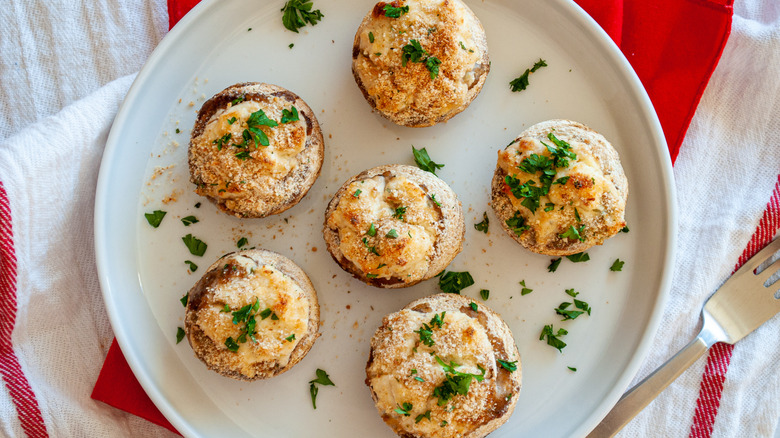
[92,0,734,434]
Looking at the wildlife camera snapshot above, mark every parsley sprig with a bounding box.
[309,368,335,409]
[474,212,489,233]
[432,356,485,406]
[437,271,474,294]
[412,146,444,175]
[281,0,324,33]
[539,324,568,352]
[383,4,409,18]
[510,58,547,92]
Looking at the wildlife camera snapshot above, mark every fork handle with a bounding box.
[586,334,711,437]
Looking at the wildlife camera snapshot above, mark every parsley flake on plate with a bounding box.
[412,146,444,175]
[437,270,474,294]
[548,258,562,272]
[474,212,489,233]
[176,327,185,344]
[281,0,324,33]
[480,289,490,300]
[182,234,207,256]
[610,259,625,271]
[566,252,590,263]
[539,324,568,352]
[520,280,533,295]
[509,58,547,92]
[184,260,198,272]
[308,368,335,409]
[144,210,166,228]
[237,237,248,248]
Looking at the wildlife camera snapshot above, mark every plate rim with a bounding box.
[94,0,678,436]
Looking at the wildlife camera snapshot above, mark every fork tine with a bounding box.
[757,257,780,284]
[733,237,780,277]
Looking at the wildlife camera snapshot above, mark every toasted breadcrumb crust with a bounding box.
[188,82,324,218]
[184,249,320,381]
[323,165,465,288]
[352,0,490,127]
[366,293,522,438]
[491,119,628,256]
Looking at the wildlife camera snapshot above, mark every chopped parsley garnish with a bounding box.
[245,109,278,147]
[437,270,474,294]
[539,324,568,352]
[225,337,239,352]
[480,289,490,300]
[441,420,448,427]
[281,0,324,33]
[353,189,362,197]
[509,58,547,92]
[458,41,473,52]
[366,273,378,279]
[362,237,380,256]
[414,312,445,347]
[227,117,237,125]
[544,203,556,212]
[386,229,399,239]
[231,95,245,106]
[285,333,296,342]
[180,293,188,307]
[234,150,251,160]
[574,208,582,222]
[621,226,630,233]
[548,258,562,272]
[497,359,518,372]
[182,234,207,256]
[176,327,185,344]
[368,31,374,43]
[175,128,181,134]
[288,43,294,49]
[425,56,442,79]
[280,106,299,124]
[237,237,248,248]
[414,375,425,382]
[412,146,444,175]
[308,368,335,409]
[258,307,279,320]
[367,223,377,237]
[470,302,478,311]
[194,202,201,208]
[560,224,586,242]
[565,288,579,297]
[566,252,590,263]
[383,4,409,18]
[184,260,198,272]
[180,215,198,226]
[430,194,442,207]
[144,210,166,228]
[393,206,407,221]
[568,366,577,372]
[229,298,262,344]
[395,402,413,416]
[610,259,625,271]
[415,410,432,423]
[520,280,533,295]
[543,133,578,168]
[212,132,232,150]
[401,39,441,79]
[555,302,584,321]
[505,211,530,235]
[432,356,485,406]
[474,212,489,233]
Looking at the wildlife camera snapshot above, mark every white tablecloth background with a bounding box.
[0,0,778,437]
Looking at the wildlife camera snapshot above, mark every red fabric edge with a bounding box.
[0,182,49,438]
[667,0,734,163]
[688,175,780,438]
[91,340,180,435]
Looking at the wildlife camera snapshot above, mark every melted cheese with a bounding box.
[190,98,306,203]
[196,255,309,377]
[326,174,441,282]
[368,309,497,437]
[497,136,622,245]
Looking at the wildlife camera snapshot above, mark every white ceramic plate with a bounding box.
[95,0,676,436]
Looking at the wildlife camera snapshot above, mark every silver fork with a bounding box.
[588,236,780,437]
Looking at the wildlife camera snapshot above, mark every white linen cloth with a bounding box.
[0,0,778,437]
